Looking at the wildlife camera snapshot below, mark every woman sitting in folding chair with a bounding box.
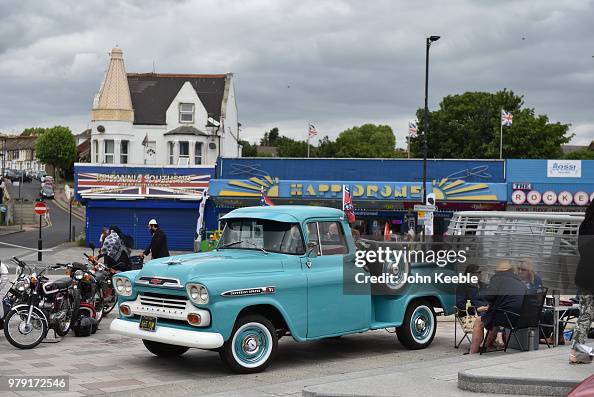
[468,261,528,354]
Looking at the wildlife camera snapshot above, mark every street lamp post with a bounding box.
[422,35,441,204]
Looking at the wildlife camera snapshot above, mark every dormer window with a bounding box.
[179,103,195,123]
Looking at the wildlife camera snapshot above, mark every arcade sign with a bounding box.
[511,189,591,206]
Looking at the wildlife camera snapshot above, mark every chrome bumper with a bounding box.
[110,319,224,349]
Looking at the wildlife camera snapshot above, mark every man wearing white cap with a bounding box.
[140,219,170,259]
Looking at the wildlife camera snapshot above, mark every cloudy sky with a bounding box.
[1,0,593,148]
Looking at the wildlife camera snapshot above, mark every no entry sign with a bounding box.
[34,202,48,215]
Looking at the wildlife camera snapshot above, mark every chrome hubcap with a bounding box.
[242,335,260,354]
[18,322,32,334]
[415,317,427,333]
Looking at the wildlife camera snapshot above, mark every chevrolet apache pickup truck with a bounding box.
[110,206,455,373]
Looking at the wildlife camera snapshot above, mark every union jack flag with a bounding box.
[342,185,355,223]
[408,121,418,137]
[260,186,274,206]
[308,123,318,138]
[77,172,209,199]
[501,110,513,127]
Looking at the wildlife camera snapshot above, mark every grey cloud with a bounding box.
[0,0,593,147]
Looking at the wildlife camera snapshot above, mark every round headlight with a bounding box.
[124,279,132,293]
[74,270,84,280]
[115,277,125,292]
[187,283,208,305]
[190,285,199,300]
[113,277,133,296]
[15,278,30,292]
[199,286,208,302]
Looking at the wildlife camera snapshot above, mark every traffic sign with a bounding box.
[413,204,436,212]
[34,202,48,215]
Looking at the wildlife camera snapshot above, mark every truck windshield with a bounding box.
[218,219,305,255]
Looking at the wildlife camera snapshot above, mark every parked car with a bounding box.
[4,169,18,181]
[40,184,54,199]
[35,171,47,181]
[110,205,455,373]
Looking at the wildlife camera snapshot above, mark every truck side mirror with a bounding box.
[306,241,318,258]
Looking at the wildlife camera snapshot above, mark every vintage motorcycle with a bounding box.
[2,257,80,349]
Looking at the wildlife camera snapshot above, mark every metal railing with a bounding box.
[446,211,584,293]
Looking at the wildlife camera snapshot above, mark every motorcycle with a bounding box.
[84,243,143,317]
[65,261,105,324]
[3,257,80,349]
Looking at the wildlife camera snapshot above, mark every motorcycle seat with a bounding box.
[46,277,72,290]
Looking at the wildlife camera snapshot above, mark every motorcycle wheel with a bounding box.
[3,307,48,349]
[101,285,117,315]
[93,290,104,324]
[54,289,80,337]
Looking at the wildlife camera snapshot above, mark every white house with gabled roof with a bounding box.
[90,47,241,166]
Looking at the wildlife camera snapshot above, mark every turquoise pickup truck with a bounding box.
[110,206,455,373]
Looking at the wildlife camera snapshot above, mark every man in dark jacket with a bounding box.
[140,219,170,259]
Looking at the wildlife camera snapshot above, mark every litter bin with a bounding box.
[506,328,539,351]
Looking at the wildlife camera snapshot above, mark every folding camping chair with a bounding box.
[454,306,477,348]
[480,287,549,354]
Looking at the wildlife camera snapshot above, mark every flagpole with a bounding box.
[307,123,310,158]
[407,136,410,159]
[499,107,503,160]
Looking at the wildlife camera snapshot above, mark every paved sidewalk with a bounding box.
[4,243,193,271]
[302,343,593,397]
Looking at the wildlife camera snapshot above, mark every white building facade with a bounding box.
[90,47,241,166]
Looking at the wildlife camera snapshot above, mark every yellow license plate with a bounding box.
[139,316,157,332]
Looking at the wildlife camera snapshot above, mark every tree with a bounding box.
[335,124,396,158]
[260,127,280,146]
[316,136,338,158]
[239,141,258,157]
[35,126,77,180]
[565,149,594,160]
[410,89,572,159]
[276,136,308,157]
[21,127,47,136]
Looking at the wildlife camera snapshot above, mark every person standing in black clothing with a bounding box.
[140,219,170,260]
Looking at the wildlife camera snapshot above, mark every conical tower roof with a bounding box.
[91,47,134,121]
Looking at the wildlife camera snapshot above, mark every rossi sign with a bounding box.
[547,160,581,178]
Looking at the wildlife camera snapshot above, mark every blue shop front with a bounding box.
[74,164,216,251]
[210,158,508,237]
[507,159,594,212]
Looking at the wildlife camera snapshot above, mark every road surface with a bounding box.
[0,179,85,262]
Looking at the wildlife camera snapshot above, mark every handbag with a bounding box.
[461,312,477,333]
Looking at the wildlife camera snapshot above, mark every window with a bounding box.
[120,140,129,164]
[168,142,174,165]
[194,142,203,164]
[103,140,114,164]
[307,221,348,255]
[93,140,98,162]
[178,141,189,165]
[12,150,19,160]
[218,219,305,255]
[179,103,195,123]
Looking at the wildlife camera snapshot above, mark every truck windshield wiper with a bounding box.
[219,240,268,254]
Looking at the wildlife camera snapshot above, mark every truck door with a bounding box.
[304,220,371,338]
